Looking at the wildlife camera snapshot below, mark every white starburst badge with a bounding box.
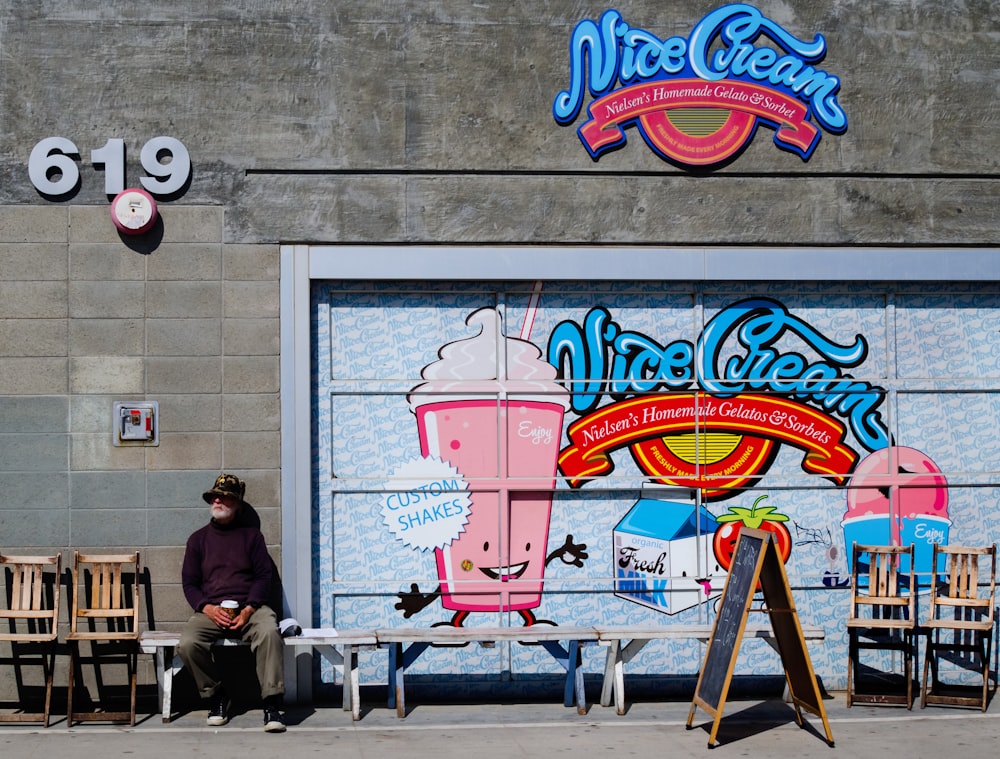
[382,456,471,552]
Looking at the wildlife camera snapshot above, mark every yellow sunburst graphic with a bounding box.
[665,107,730,137]
[661,432,743,465]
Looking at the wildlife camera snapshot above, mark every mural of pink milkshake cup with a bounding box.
[408,307,569,615]
[843,446,949,586]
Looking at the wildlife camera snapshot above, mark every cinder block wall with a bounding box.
[0,204,280,705]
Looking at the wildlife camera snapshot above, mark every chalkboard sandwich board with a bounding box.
[686,527,833,748]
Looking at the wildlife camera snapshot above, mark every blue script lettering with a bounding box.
[553,10,629,124]
[548,307,694,414]
[554,4,846,134]
[697,299,887,450]
[546,298,889,452]
[688,4,845,132]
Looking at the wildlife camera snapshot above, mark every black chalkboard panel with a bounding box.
[756,533,827,728]
[693,529,764,712]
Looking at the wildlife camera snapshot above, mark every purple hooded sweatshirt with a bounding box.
[182,518,272,612]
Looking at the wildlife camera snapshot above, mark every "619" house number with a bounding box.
[29,136,191,198]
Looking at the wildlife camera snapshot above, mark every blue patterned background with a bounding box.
[310,281,1000,691]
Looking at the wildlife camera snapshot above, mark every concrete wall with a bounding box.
[0,3,995,243]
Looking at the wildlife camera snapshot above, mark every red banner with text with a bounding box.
[558,393,858,496]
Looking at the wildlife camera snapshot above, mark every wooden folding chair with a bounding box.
[921,543,996,710]
[66,551,141,726]
[0,554,62,726]
[846,543,918,708]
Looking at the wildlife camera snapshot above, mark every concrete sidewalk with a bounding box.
[1,689,998,759]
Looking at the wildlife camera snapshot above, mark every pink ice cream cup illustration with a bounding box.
[843,446,949,584]
[409,307,569,613]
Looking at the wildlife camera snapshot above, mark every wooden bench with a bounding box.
[374,625,600,717]
[142,623,824,721]
[139,628,377,722]
[594,623,826,715]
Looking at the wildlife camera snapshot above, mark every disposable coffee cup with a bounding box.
[220,600,239,619]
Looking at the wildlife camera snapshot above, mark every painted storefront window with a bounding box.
[313,282,1000,689]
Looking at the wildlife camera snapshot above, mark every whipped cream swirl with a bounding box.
[409,307,569,412]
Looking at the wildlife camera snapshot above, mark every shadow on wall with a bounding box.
[0,561,157,720]
[0,501,286,721]
[238,501,285,614]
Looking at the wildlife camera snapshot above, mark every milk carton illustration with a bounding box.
[613,487,721,615]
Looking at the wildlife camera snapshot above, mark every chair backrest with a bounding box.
[69,551,141,638]
[927,544,996,625]
[0,553,62,641]
[850,543,917,625]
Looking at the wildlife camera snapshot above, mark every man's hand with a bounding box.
[203,603,253,631]
[230,605,254,631]
[202,603,230,629]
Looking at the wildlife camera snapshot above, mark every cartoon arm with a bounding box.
[394,583,441,618]
[545,534,588,568]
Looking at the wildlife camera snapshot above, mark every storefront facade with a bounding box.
[1,3,997,704]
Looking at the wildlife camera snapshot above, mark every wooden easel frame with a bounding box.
[687,527,834,747]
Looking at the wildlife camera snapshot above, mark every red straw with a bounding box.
[520,281,544,340]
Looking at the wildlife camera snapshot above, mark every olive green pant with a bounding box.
[177,605,285,701]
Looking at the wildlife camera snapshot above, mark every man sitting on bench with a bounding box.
[178,473,287,733]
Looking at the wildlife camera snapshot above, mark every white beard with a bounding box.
[211,504,237,523]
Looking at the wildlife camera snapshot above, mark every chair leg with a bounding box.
[66,641,77,727]
[980,632,992,712]
[64,640,140,725]
[129,649,137,726]
[904,632,913,709]
[846,632,855,708]
[920,634,932,708]
[43,644,54,728]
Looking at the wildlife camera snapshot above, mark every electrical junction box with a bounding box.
[113,401,159,446]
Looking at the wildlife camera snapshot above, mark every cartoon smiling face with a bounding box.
[435,492,553,612]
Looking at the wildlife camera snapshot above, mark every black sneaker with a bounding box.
[206,691,230,726]
[263,705,286,733]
